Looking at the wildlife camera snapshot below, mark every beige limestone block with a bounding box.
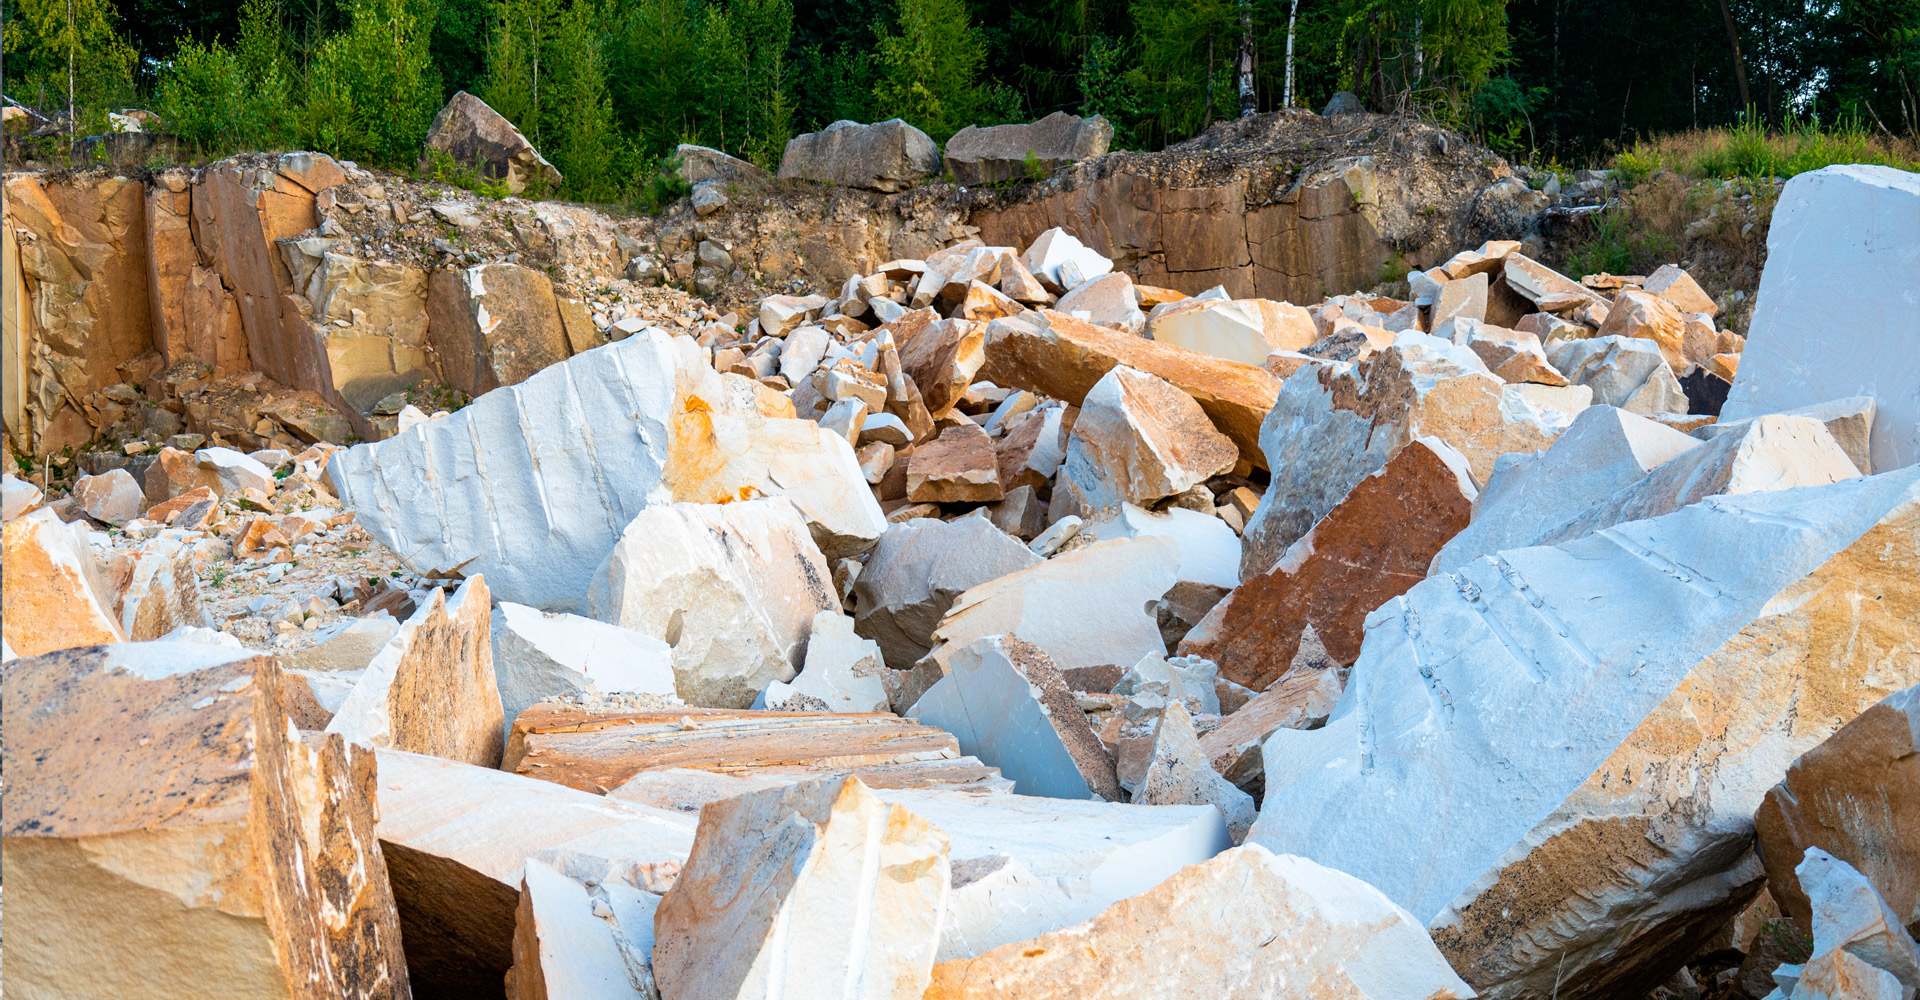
[2,507,124,656]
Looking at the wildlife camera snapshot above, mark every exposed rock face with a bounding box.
[426,262,574,398]
[1239,333,1572,579]
[1181,437,1476,687]
[924,846,1474,1000]
[779,119,942,192]
[945,112,1114,186]
[652,776,950,1000]
[3,642,410,999]
[1722,165,1920,472]
[327,576,506,768]
[1250,469,1920,1000]
[852,515,1040,669]
[418,91,563,194]
[2,507,124,656]
[1756,683,1919,938]
[276,246,433,417]
[587,498,836,708]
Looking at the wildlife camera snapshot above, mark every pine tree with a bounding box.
[871,0,1011,142]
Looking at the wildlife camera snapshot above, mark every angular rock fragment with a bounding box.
[491,601,676,727]
[419,90,563,194]
[909,634,1121,800]
[1055,271,1145,334]
[3,643,411,999]
[761,610,889,713]
[922,535,1180,676]
[945,112,1113,185]
[1197,625,1346,786]
[1643,263,1718,317]
[1700,395,1877,477]
[426,262,572,396]
[1184,437,1475,688]
[1756,683,1919,938]
[72,468,144,525]
[778,118,941,191]
[853,515,1039,669]
[1019,228,1113,293]
[1147,297,1314,365]
[286,613,400,672]
[994,400,1072,491]
[1765,849,1920,1000]
[1081,503,1240,593]
[1456,318,1567,385]
[1,507,124,656]
[924,846,1473,1000]
[1549,334,1691,416]
[1721,166,1920,472]
[109,532,211,641]
[327,576,506,767]
[504,859,660,1000]
[1055,365,1237,517]
[908,419,1005,502]
[3,472,43,520]
[653,777,950,1000]
[1596,287,1689,370]
[587,498,836,708]
[1251,468,1920,1000]
[891,312,986,415]
[1134,701,1255,841]
[373,747,694,998]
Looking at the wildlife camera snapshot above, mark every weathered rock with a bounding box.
[418,91,563,194]
[1,507,124,656]
[1502,253,1608,313]
[1055,365,1237,517]
[985,484,1046,539]
[504,858,660,1000]
[1766,849,1920,1000]
[373,746,694,998]
[910,634,1122,800]
[924,845,1473,1000]
[426,262,572,398]
[196,445,277,495]
[1133,700,1255,841]
[1182,437,1476,688]
[1756,683,1919,938]
[778,119,941,192]
[284,249,434,419]
[1197,625,1345,786]
[653,776,950,1000]
[587,498,836,708]
[994,400,1072,490]
[1018,228,1114,293]
[3,642,410,999]
[675,142,771,186]
[909,419,1005,502]
[1240,333,1572,579]
[109,533,210,641]
[71,467,144,524]
[1113,652,1221,726]
[1704,397,1878,481]
[945,112,1113,186]
[1147,296,1316,366]
[491,601,676,727]
[1054,271,1145,335]
[330,331,882,611]
[892,312,985,414]
[853,515,1040,669]
[1721,166,1920,472]
[1548,334,1689,415]
[760,293,827,336]
[285,613,400,673]
[1644,263,1718,318]
[1456,318,1567,385]
[1595,287,1689,370]
[922,535,1180,676]
[1250,468,1920,1000]
[761,610,889,713]
[1431,405,1703,576]
[327,576,506,767]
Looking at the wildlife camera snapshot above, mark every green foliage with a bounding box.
[632,154,692,213]
[298,0,444,165]
[1470,74,1544,155]
[424,148,511,197]
[1,0,137,134]
[1613,118,1919,183]
[1566,207,1634,277]
[155,0,293,150]
[1022,149,1046,179]
[602,0,795,171]
[1126,0,1240,147]
[480,0,632,201]
[872,0,1015,143]
[1077,31,1143,148]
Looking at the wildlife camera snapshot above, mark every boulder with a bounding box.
[761,610,889,713]
[674,142,770,186]
[1080,503,1240,592]
[1054,271,1145,335]
[1181,437,1476,688]
[1502,253,1609,313]
[372,746,694,998]
[944,112,1113,186]
[329,330,882,612]
[892,312,984,414]
[1702,395,1878,478]
[3,642,410,999]
[109,533,210,641]
[994,400,1072,490]
[1197,625,1345,786]
[285,613,400,673]
[490,601,676,727]
[326,576,506,768]
[1239,333,1573,579]
[1249,468,1920,1000]
[1055,365,1238,518]
[1547,334,1689,415]
[194,445,277,495]
[1148,297,1316,365]
[3,472,43,520]
[1019,228,1114,293]
[652,776,950,1000]
[910,634,1121,800]
[418,91,562,194]
[1721,166,1920,472]
[1,507,124,656]
[504,859,660,1000]
[923,845,1474,1000]
[1133,701,1255,841]
[1595,287,1689,370]
[978,309,1281,469]
[72,468,144,525]
[853,515,1039,670]
[1643,263,1718,318]
[586,498,836,708]
[1756,683,1919,938]
[921,535,1180,676]
[425,262,573,397]
[1455,319,1568,385]
[1430,405,1702,576]
[909,419,1005,502]
[778,119,941,192]
[1765,849,1920,1000]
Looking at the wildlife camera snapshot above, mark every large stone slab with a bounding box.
[778,119,941,192]
[923,845,1473,1000]
[761,610,889,713]
[1,507,124,656]
[1249,468,1920,1000]
[1055,365,1238,518]
[909,635,1121,801]
[1431,405,1703,576]
[490,601,675,727]
[587,498,836,708]
[945,112,1113,186]
[1700,395,1878,478]
[1240,332,1572,579]
[1548,334,1688,415]
[1721,166,1920,472]
[3,643,410,999]
[1756,683,1919,938]
[977,309,1280,468]
[330,331,882,612]
[1181,437,1476,688]
[652,776,950,1000]
[853,515,1040,669]
[327,576,506,767]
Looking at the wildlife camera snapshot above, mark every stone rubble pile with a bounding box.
[3,162,1916,1000]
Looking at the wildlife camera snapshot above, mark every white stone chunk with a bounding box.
[1133,701,1255,842]
[779,324,831,383]
[505,859,660,1000]
[491,601,676,724]
[2,473,43,521]
[1548,334,1689,415]
[1082,504,1239,590]
[283,613,400,672]
[761,610,889,713]
[1019,228,1113,290]
[1699,395,1877,477]
[194,446,277,495]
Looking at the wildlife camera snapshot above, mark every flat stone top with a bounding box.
[946,112,1113,162]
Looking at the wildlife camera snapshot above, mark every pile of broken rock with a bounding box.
[4,162,1918,1000]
